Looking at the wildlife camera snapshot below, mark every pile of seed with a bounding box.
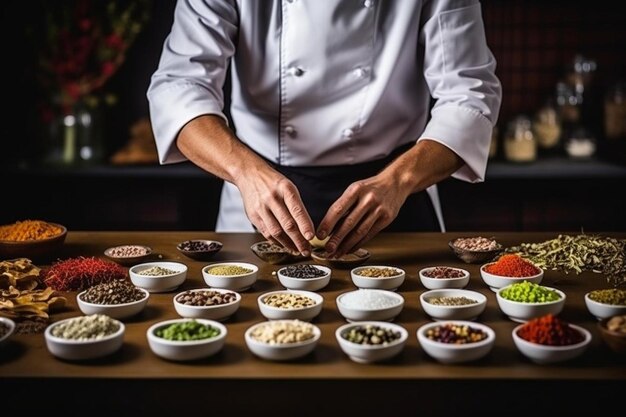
[426,296,479,306]
[206,265,252,276]
[340,290,402,310]
[588,289,626,305]
[155,320,221,341]
[255,242,288,253]
[500,281,561,303]
[262,292,316,309]
[249,320,316,344]
[51,314,120,341]
[280,265,326,279]
[354,267,401,278]
[137,266,178,276]
[80,280,145,305]
[424,323,487,344]
[179,240,221,252]
[422,267,466,279]
[176,290,237,306]
[107,245,150,258]
[453,237,499,251]
[341,324,401,345]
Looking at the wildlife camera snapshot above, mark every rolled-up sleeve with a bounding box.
[418,1,502,183]
[147,0,238,164]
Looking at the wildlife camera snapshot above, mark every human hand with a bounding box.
[237,170,315,256]
[316,174,408,257]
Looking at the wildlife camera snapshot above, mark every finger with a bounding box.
[251,214,284,248]
[270,201,312,256]
[316,183,361,240]
[283,186,315,242]
[261,208,299,253]
[325,203,368,256]
[332,211,379,257]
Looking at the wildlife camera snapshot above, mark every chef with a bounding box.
[148,0,502,257]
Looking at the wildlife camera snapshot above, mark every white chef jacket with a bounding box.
[148,0,502,232]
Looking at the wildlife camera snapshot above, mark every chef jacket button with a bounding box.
[342,128,355,138]
[289,67,304,77]
[285,125,297,137]
[353,67,368,78]
[364,0,374,8]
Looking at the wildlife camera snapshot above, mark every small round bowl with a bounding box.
[76,288,150,320]
[245,319,321,361]
[258,290,323,321]
[202,262,259,291]
[584,291,626,320]
[173,288,241,321]
[176,240,223,261]
[0,222,67,260]
[480,263,544,292]
[250,241,304,264]
[350,265,406,291]
[336,321,408,363]
[418,266,470,290]
[44,316,125,360]
[0,317,16,347]
[311,247,371,269]
[598,315,626,354]
[104,245,152,266]
[448,238,503,264]
[336,289,404,322]
[417,320,496,364]
[496,285,566,323]
[419,289,487,321]
[147,318,227,361]
[512,323,591,364]
[276,265,331,292]
[129,261,188,293]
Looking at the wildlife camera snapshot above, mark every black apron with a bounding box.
[269,143,439,232]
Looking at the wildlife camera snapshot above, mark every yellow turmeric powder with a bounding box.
[0,220,63,241]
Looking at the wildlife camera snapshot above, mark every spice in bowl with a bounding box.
[340,290,402,310]
[341,324,402,346]
[44,257,128,291]
[425,296,479,306]
[453,237,500,251]
[175,290,238,307]
[516,314,584,346]
[154,319,221,341]
[51,314,121,341]
[353,267,402,278]
[249,319,316,344]
[106,245,150,258]
[485,254,540,277]
[137,265,179,276]
[499,281,562,303]
[179,240,221,252]
[424,323,488,344]
[0,220,63,241]
[422,267,466,279]
[206,265,252,276]
[262,292,316,309]
[80,280,146,304]
[588,289,626,305]
[606,315,626,334]
[279,265,326,279]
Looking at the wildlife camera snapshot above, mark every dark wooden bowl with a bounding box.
[176,240,223,261]
[311,248,370,269]
[250,241,305,265]
[0,223,67,260]
[448,239,503,264]
[598,316,626,354]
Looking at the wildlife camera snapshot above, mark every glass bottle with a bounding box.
[533,100,562,151]
[604,81,626,141]
[504,116,537,163]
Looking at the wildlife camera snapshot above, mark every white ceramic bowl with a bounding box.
[418,266,470,290]
[173,288,241,321]
[276,265,331,291]
[417,320,496,364]
[245,319,321,361]
[512,323,591,364]
[419,289,487,321]
[496,285,566,323]
[44,316,125,360]
[336,289,404,322]
[350,265,406,291]
[76,287,150,320]
[202,262,259,291]
[335,321,408,363]
[584,291,626,320]
[0,317,16,346]
[129,261,188,293]
[147,318,227,361]
[258,290,323,321]
[480,263,544,292]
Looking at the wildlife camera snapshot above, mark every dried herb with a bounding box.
[506,234,626,286]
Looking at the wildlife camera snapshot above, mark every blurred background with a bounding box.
[1,0,625,232]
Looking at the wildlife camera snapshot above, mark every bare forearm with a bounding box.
[176,115,270,185]
[382,139,464,198]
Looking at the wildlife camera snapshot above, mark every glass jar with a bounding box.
[604,81,626,141]
[504,116,537,163]
[533,101,561,150]
[555,82,581,125]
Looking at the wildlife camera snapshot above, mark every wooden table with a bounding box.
[2,232,625,416]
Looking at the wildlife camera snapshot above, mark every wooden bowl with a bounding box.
[448,239,503,264]
[598,316,626,354]
[311,248,370,269]
[250,241,306,265]
[0,223,67,260]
